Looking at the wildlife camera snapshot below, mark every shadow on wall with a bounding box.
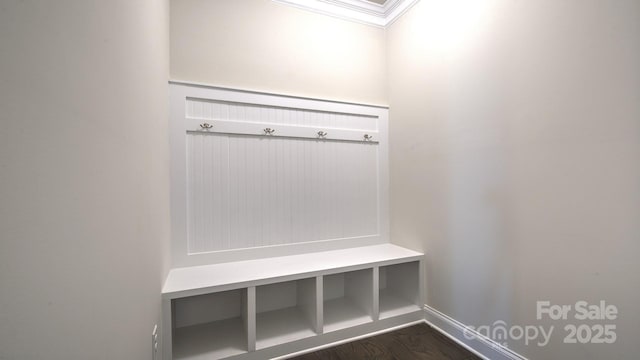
[390,0,640,359]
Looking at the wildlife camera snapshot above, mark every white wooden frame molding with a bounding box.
[170,82,390,268]
[188,119,380,143]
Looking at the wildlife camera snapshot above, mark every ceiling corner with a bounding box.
[272,0,420,27]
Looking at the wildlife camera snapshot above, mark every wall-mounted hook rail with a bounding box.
[187,119,379,143]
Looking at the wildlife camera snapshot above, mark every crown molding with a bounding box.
[272,0,420,27]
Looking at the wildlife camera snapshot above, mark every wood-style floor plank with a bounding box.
[290,324,481,360]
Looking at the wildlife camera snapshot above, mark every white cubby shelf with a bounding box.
[379,261,422,319]
[322,269,374,333]
[256,278,318,349]
[162,244,424,360]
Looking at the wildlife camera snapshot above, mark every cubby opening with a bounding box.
[172,289,249,360]
[162,244,424,360]
[379,261,421,319]
[256,278,318,349]
[322,269,374,333]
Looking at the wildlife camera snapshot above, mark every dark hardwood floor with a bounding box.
[291,323,481,360]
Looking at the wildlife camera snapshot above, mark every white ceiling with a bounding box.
[366,0,389,5]
[273,0,420,27]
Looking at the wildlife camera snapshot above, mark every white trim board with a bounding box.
[162,244,422,299]
[168,80,389,109]
[277,315,528,360]
[272,0,420,27]
[273,320,425,359]
[424,305,529,360]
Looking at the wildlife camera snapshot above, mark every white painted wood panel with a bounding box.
[171,83,389,267]
[162,244,422,299]
[162,243,425,360]
[187,119,379,143]
[185,128,379,254]
[186,98,378,131]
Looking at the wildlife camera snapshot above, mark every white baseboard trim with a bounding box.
[423,305,529,360]
[274,320,425,359]
[275,306,529,360]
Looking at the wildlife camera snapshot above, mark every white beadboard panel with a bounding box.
[186,133,231,253]
[186,98,378,131]
[186,132,379,254]
[171,83,389,267]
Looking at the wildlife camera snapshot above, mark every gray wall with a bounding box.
[387,0,640,358]
[0,1,170,359]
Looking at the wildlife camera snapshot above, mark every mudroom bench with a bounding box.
[162,244,424,360]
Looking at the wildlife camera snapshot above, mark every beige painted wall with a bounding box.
[388,0,640,358]
[1,0,637,359]
[0,1,170,359]
[171,0,387,105]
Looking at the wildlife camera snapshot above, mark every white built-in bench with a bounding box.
[162,244,424,360]
[164,84,421,359]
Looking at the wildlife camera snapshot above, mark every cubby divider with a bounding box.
[322,269,374,333]
[162,244,424,360]
[172,288,251,360]
[378,261,422,319]
[255,277,319,349]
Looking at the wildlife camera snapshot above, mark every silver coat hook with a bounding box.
[363,134,373,141]
[263,128,275,135]
[317,131,327,138]
[200,122,213,130]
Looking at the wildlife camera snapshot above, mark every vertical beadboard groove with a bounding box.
[185,99,381,253]
[186,134,194,252]
[196,134,203,252]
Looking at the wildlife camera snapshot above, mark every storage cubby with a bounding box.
[379,261,421,319]
[256,278,318,349]
[163,244,424,360]
[172,289,250,360]
[322,269,374,333]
